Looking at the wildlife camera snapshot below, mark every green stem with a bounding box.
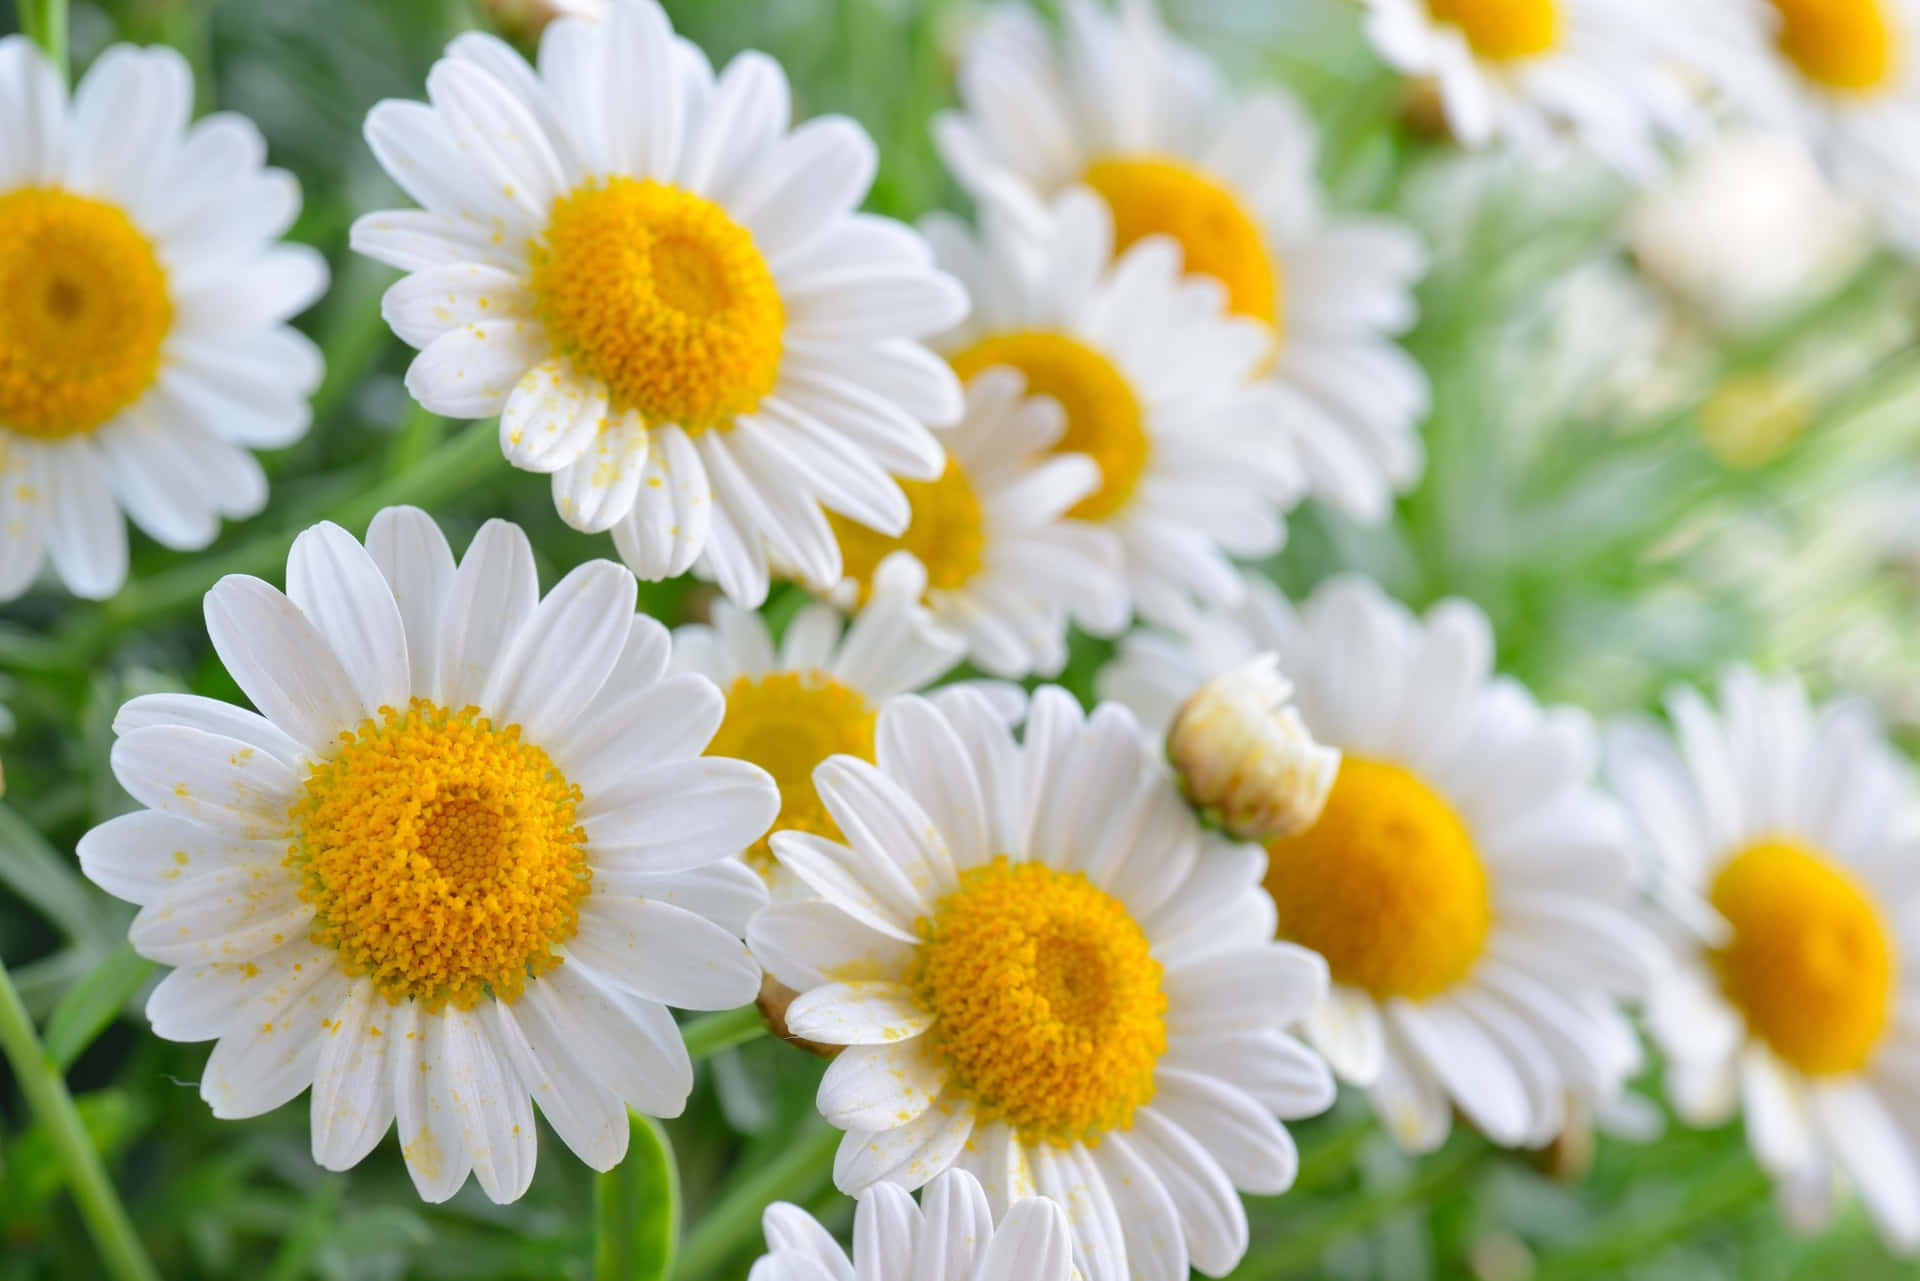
[1288,1112,1376,1196]
[17,0,68,82]
[673,1123,839,1281]
[1531,1151,1769,1278]
[0,956,159,1281]
[681,1006,768,1062]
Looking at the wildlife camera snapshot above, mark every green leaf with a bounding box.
[595,1112,680,1281]
[0,803,112,945]
[42,943,153,1073]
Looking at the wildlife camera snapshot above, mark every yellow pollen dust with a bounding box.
[1770,0,1898,92]
[949,330,1150,522]
[1081,156,1281,329]
[291,699,591,1010]
[1710,837,1895,1076]
[909,857,1167,1145]
[828,459,987,603]
[1266,756,1490,1000]
[0,188,172,439]
[705,670,877,877]
[529,177,785,429]
[1426,0,1562,62]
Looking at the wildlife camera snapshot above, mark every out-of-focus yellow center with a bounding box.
[949,330,1149,521]
[909,857,1166,1145]
[292,700,591,1010]
[529,177,784,428]
[829,459,987,603]
[1710,837,1895,1076]
[1266,756,1490,1000]
[0,188,172,439]
[1082,156,1281,330]
[1426,0,1562,62]
[1770,0,1898,92]
[705,670,877,877]
[1697,371,1814,470]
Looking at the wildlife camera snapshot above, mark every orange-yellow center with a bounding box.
[1710,837,1896,1076]
[291,700,591,1009]
[705,670,877,877]
[0,187,172,440]
[1426,0,1562,62]
[1770,0,1898,92]
[829,459,987,603]
[949,330,1150,521]
[909,857,1166,1145]
[529,177,784,428]
[1266,756,1491,1000]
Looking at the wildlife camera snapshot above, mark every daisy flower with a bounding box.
[934,0,1429,523]
[672,559,965,883]
[77,507,778,1203]
[748,686,1335,1281]
[822,369,1127,679]
[353,0,968,608]
[1100,573,1661,1154]
[1610,667,1920,1250]
[0,37,325,602]
[924,189,1299,630]
[751,1167,1076,1281]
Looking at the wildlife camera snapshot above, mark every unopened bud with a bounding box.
[1167,655,1338,842]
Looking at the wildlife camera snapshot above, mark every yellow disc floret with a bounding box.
[829,459,987,603]
[0,188,172,440]
[705,670,877,876]
[1081,156,1280,328]
[1770,0,1898,93]
[1710,837,1895,1076]
[1426,0,1562,62]
[529,177,785,429]
[909,857,1166,1145]
[949,330,1150,521]
[292,700,591,1010]
[1265,756,1491,1000]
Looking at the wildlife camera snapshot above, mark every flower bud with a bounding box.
[1167,654,1338,842]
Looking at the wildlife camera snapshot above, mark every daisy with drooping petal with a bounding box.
[353,0,968,608]
[822,369,1127,679]
[934,0,1429,524]
[924,189,1299,630]
[0,37,325,602]
[748,686,1335,1281]
[1610,667,1920,1251]
[750,1167,1076,1281]
[1100,573,1661,1155]
[77,506,778,1204]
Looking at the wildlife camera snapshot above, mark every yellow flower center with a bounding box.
[1265,756,1491,1000]
[705,670,877,877]
[528,177,785,429]
[1426,0,1562,62]
[291,700,591,1010]
[909,857,1166,1146]
[1697,371,1814,470]
[1770,0,1898,92]
[1710,837,1896,1076]
[1081,156,1281,330]
[949,330,1150,521]
[829,459,987,602]
[0,188,172,440]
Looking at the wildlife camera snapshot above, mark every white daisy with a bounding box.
[1100,573,1661,1154]
[751,1167,1076,1281]
[934,0,1430,524]
[77,506,778,1203]
[0,37,325,602]
[821,369,1126,680]
[748,686,1335,1281]
[1360,0,1711,178]
[1610,667,1920,1251]
[924,188,1299,630]
[352,0,968,608]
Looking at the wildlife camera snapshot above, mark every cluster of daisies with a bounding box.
[1,0,1915,1276]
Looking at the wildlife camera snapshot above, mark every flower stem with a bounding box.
[18,0,69,83]
[681,1005,768,1061]
[673,1122,840,1281]
[1531,1149,1769,1278]
[0,955,159,1281]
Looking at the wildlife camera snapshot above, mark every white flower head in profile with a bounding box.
[0,37,325,602]
[79,506,779,1203]
[354,0,967,607]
